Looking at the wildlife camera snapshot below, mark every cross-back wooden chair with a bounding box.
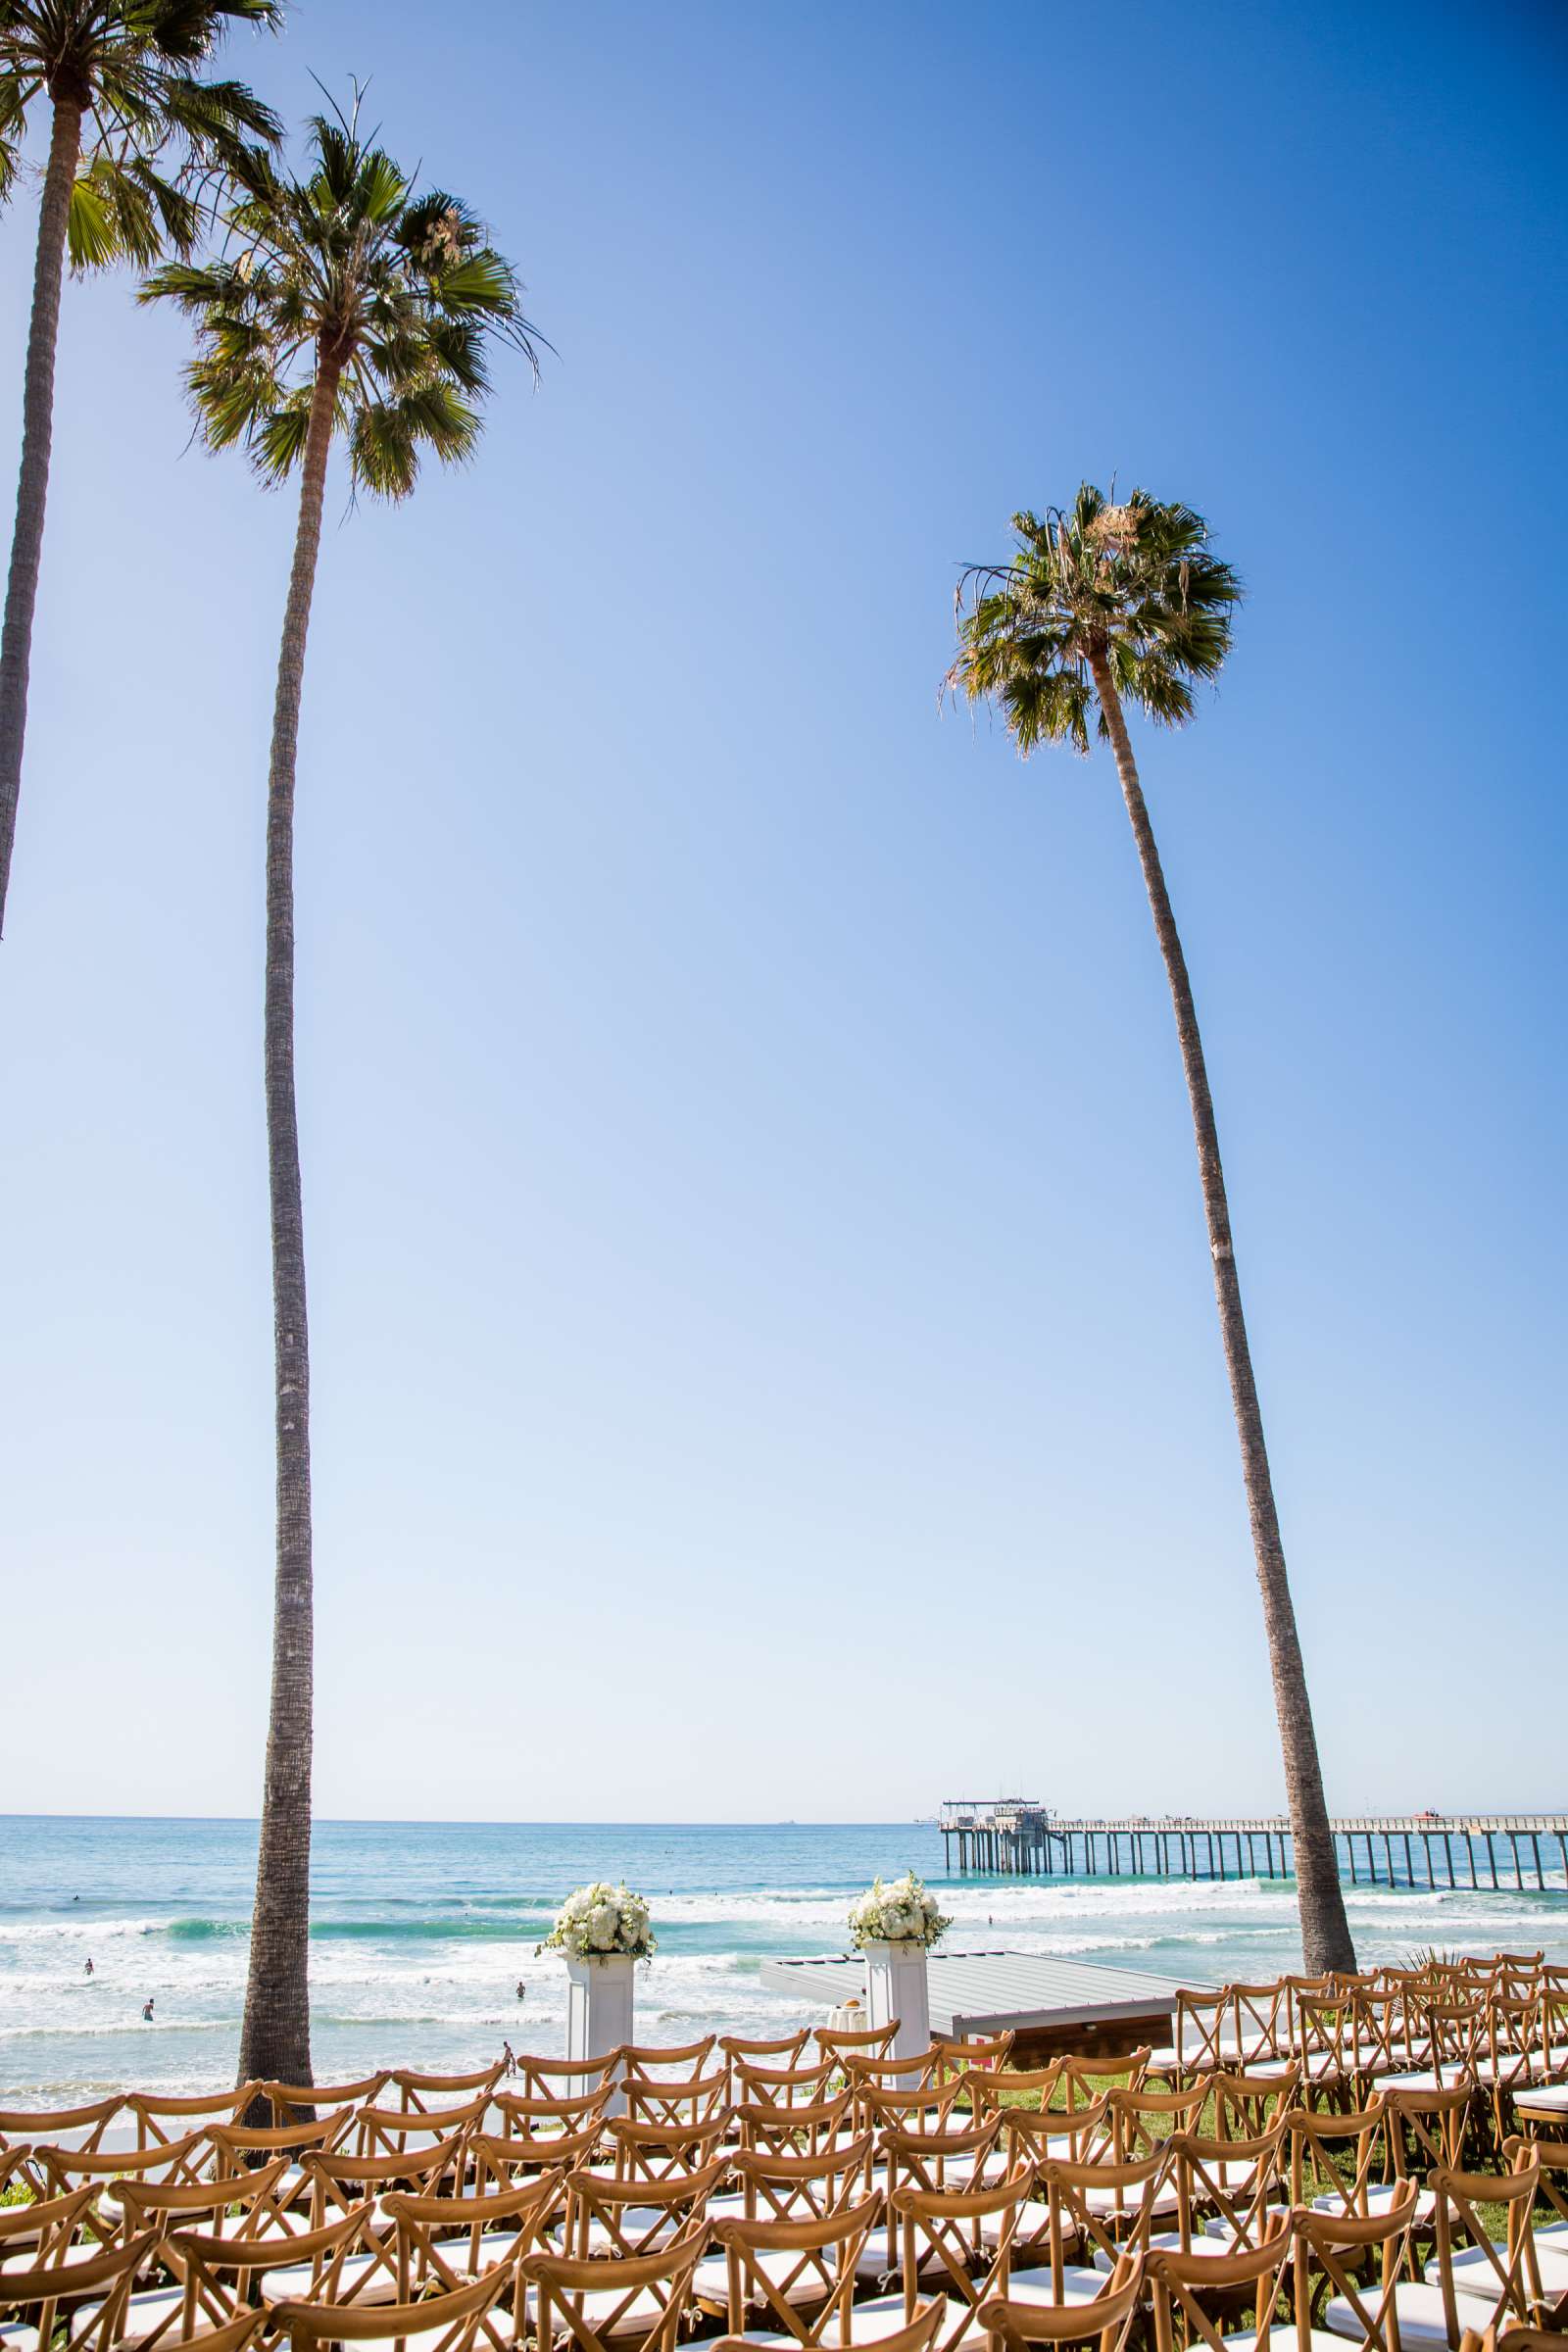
[354,2091,491,2161]
[0,2230,175,2352]
[206,2106,355,2192]
[815,2022,899,2073]
[1229,1982,1295,2072]
[736,2090,854,2163]
[726,2132,877,2230]
[856,2080,962,2143]
[1163,1994,1232,2086]
[380,2165,566,2313]
[0,2097,122,2156]
[735,2057,841,2114]
[703,2191,888,2336]
[1325,2155,1541,2351]
[1209,2066,1299,2144]
[1104,2084,1207,2167]
[1499,2135,1568,2321]
[975,2252,1148,2352]
[879,2112,1005,2202]
[1295,2183,1419,2352]
[889,2169,1042,2352]
[843,2052,943,2114]
[0,2181,100,2268]
[116,2150,303,2253]
[300,2128,472,2228]
[718,2031,811,2098]
[381,2063,505,2116]
[1413,2002,1484,2092]
[258,2072,389,2126]
[172,2199,400,2323]
[1294,1991,1354,2105]
[1478,1998,1547,2143]
[1287,2102,1409,2230]
[273,2259,515,2352]
[472,2120,607,2188]
[1147,2212,1293,2352]
[599,2114,730,2186]
[970,2067,1063,2123]
[1001,2093,1113,2180]
[562,2154,728,2262]
[491,2085,612,2152]
[1024,2147,1180,2299]
[619,2068,729,2132]
[520,2217,710,2352]
[1381,2080,1474,2219]
[1162,2123,1288,2258]
[33,2126,212,2234]
[102,2167,323,2352]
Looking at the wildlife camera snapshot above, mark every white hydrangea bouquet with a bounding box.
[538,1881,657,1961]
[848,1871,951,1949]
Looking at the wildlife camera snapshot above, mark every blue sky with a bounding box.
[2,0,1563,1823]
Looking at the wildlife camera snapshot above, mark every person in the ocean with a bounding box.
[515,1980,525,2001]
[84,1957,94,1976]
[142,1998,155,2022]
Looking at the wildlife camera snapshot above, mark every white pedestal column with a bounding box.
[564,1953,636,2114]
[861,1937,931,2059]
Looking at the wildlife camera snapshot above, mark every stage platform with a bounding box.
[758,1949,1195,2062]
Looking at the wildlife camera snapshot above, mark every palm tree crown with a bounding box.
[0,1,283,263]
[142,94,545,495]
[947,482,1242,751]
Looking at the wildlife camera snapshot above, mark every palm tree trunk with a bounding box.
[1088,654,1355,1975]
[237,356,342,2096]
[0,92,83,938]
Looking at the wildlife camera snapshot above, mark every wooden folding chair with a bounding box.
[619,2069,729,2132]
[380,2063,505,2116]
[0,2097,122,2155]
[1009,2149,1178,2305]
[735,2057,842,2114]
[205,2106,355,2196]
[856,2080,963,2143]
[718,2031,810,2101]
[126,2087,260,2149]
[736,2090,854,2163]
[257,2072,389,2125]
[1162,1995,1233,2086]
[520,2219,710,2352]
[1229,1982,1296,2074]
[975,2254,1147,2352]
[928,2033,1017,2090]
[355,2093,491,2162]
[0,2182,102,2270]
[1210,2068,1299,2144]
[1104,2086,1206,2168]
[1500,2133,1568,2320]
[1293,2183,1419,2352]
[617,2038,716,2081]
[1322,2156,1540,2349]
[380,2166,565,2315]
[887,2170,1043,2352]
[490,2086,611,2154]
[172,2200,400,2321]
[597,2116,729,2188]
[300,2130,472,2228]
[1287,2102,1413,2230]
[1163,2124,1289,2258]
[726,2132,877,2229]
[33,2127,213,2237]
[0,2232,187,2352]
[472,2121,607,2189]
[815,2022,900,2073]
[508,2053,619,2104]
[561,2155,727,2262]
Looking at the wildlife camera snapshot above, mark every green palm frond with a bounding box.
[948,482,1242,759]
[0,0,283,247]
[143,87,547,501]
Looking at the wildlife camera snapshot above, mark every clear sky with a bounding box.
[2,0,1563,1825]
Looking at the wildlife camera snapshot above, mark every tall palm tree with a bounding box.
[0,0,283,936]
[143,95,543,2089]
[948,483,1355,1975]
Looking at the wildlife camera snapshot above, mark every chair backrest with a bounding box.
[521,2217,710,2352]
[1058,2050,1150,2111]
[116,2151,299,2242]
[1427,2155,1543,2344]
[509,2049,619,2101]
[843,2050,943,2106]
[929,2031,1017,2085]
[1229,1980,1293,2066]
[273,2260,514,2352]
[1291,2183,1420,2352]
[354,2090,490,2157]
[735,2088,853,2160]
[970,2064,1062,2117]
[617,2035,717,2077]
[1105,2083,1206,2163]
[0,2182,99,2260]
[734,2054,840,2111]
[1382,2078,1473,2180]
[857,2079,962,2138]
[126,2085,259,2146]
[712,2191,884,2342]
[879,2112,1004,2204]
[258,2072,389,2123]
[0,2095,122,2152]
[301,2126,471,2220]
[0,2229,166,2352]
[34,2126,210,2200]
[1171,1990,1231,2077]
[1001,2093,1112,2173]
[206,2104,354,2177]
[171,2201,392,2323]
[1148,2212,1292,2352]
[976,2254,1147,2352]
[1209,2064,1299,2140]
[1503,2132,1568,2250]
[491,2084,611,2144]
[381,2061,504,2113]
[471,2120,606,2184]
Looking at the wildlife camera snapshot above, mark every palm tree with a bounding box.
[0,0,282,937]
[948,483,1355,1975]
[143,94,543,2089]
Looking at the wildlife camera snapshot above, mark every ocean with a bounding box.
[3,1816,1565,2104]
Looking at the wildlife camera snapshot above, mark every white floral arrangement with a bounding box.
[848,1872,951,1950]
[538,1881,657,1961]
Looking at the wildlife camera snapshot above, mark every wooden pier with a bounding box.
[936,1801,1568,1892]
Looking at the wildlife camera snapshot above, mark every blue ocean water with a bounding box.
[2,1816,1564,2103]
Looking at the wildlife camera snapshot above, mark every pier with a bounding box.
[936,1801,1568,1891]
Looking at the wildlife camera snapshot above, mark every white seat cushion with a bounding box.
[259,2251,397,2306]
[1309,2183,1437,2228]
[1324,2280,1513,2348]
[1004,2266,1122,2309]
[693,2248,837,2312]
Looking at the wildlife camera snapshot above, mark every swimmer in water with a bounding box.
[142,1998,155,2022]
